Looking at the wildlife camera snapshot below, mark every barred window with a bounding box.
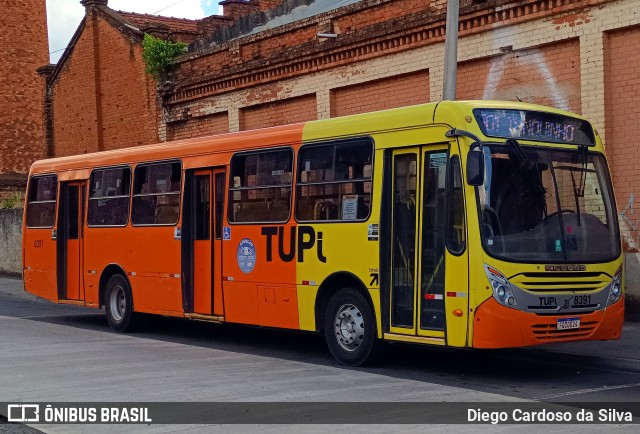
[26,175,57,228]
[229,149,293,223]
[132,161,181,225]
[88,167,131,227]
[296,138,373,222]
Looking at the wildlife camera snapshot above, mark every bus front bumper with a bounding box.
[472,297,624,348]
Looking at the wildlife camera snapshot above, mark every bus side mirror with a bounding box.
[466,150,484,186]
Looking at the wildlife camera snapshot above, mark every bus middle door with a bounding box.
[388,145,469,345]
[188,168,225,317]
[57,181,85,301]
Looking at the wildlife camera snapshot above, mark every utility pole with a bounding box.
[443,0,459,100]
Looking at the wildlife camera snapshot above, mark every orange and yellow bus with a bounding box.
[23,101,624,365]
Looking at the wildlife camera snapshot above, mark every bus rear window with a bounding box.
[229,149,293,223]
[88,167,131,227]
[296,138,373,221]
[132,162,181,225]
[26,175,57,228]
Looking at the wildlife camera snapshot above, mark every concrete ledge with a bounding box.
[0,208,22,276]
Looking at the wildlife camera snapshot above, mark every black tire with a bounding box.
[104,274,138,332]
[324,287,378,366]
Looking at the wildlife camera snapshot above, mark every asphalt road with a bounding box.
[0,276,638,433]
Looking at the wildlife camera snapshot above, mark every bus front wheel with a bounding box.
[105,274,138,332]
[324,288,377,366]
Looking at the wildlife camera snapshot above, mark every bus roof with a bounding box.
[30,123,305,175]
[29,100,588,175]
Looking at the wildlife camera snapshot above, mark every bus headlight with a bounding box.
[484,264,518,308]
[607,267,623,306]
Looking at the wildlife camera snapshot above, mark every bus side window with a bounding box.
[228,149,293,223]
[447,155,466,254]
[88,166,131,227]
[132,161,181,226]
[296,138,373,222]
[26,175,57,228]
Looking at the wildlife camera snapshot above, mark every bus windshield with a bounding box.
[477,144,620,263]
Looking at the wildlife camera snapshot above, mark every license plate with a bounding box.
[557,317,580,331]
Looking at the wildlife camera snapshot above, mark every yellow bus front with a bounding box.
[442,103,625,348]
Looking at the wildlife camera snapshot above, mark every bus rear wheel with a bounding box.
[324,288,377,366]
[105,274,138,332]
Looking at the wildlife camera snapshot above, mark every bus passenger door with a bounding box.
[388,146,468,344]
[190,168,225,317]
[57,181,85,301]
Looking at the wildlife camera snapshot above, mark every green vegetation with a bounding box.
[141,34,188,82]
[0,192,23,209]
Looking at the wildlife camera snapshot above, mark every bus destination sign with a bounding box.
[474,109,595,146]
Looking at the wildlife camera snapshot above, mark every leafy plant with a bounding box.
[0,191,23,209]
[141,34,188,82]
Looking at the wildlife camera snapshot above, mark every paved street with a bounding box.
[0,276,638,433]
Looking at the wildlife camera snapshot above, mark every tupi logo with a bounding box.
[261,226,326,263]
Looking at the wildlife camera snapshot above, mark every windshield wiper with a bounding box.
[577,144,588,197]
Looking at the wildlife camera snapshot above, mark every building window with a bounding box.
[88,167,131,227]
[132,161,181,225]
[296,138,373,222]
[229,149,293,223]
[26,175,57,228]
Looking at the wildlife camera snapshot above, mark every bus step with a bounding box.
[185,313,225,324]
[383,333,445,345]
[57,299,86,306]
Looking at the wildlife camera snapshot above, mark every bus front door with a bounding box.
[388,146,469,344]
[57,181,85,301]
[191,168,225,317]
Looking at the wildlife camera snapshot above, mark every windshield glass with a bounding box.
[478,144,620,263]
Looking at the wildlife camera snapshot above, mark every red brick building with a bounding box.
[43,0,640,284]
[43,0,201,159]
[45,0,291,158]
[0,0,49,198]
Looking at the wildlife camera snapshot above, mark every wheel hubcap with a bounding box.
[109,285,126,322]
[334,303,365,352]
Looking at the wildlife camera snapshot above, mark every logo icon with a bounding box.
[237,238,256,274]
[8,404,40,422]
[223,227,231,240]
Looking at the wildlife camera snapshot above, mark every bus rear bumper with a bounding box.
[472,297,624,348]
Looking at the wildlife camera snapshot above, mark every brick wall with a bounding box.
[331,70,430,117]
[240,94,317,130]
[96,16,159,150]
[52,10,159,157]
[169,112,230,140]
[0,0,49,174]
[240,24,318,61]
[604,25,640,248]
[333,0,432,34]
[457,39,582,113]
[51,18,100,156]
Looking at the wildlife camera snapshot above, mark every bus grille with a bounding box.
[510,272,609,292]
[530,321,599,341]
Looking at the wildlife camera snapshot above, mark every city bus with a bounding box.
[22,100,624,365]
